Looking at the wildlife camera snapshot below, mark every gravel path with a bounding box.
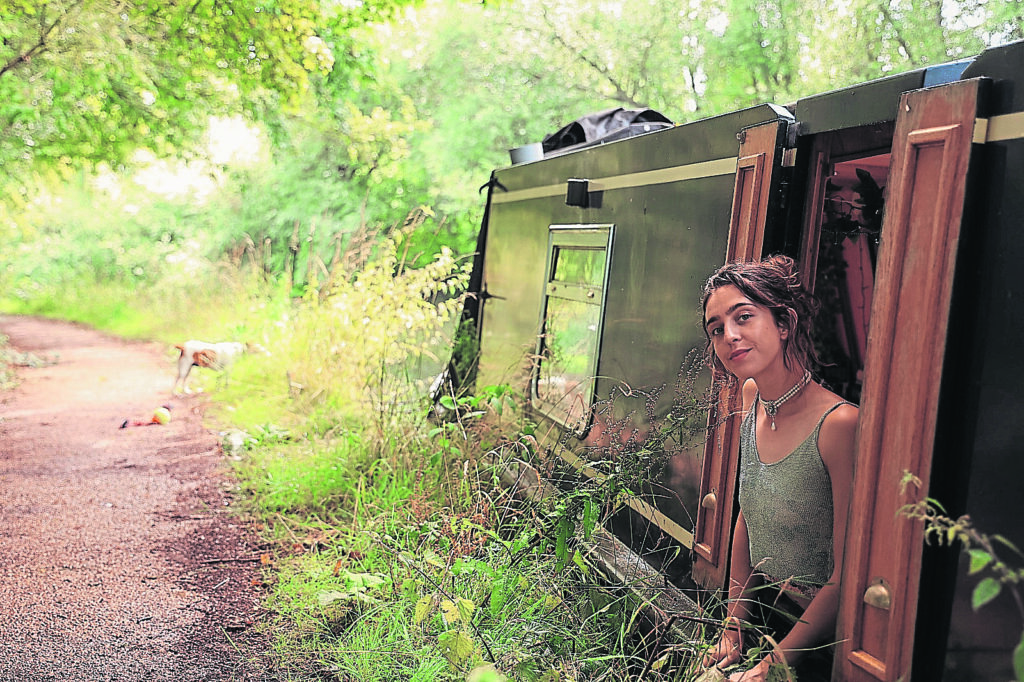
[0,316,280,682]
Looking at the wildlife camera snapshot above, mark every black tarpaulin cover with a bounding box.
[541,107,674,154]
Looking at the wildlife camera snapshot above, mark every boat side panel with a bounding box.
[927,40,1024,682]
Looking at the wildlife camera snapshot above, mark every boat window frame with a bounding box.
[531,223,614,435]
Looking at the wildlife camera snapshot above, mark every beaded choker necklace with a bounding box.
[761,370,812,431]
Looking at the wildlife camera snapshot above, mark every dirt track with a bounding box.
[0,316,279,682]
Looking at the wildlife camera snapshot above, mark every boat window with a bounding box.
[533,225,613,431]
[551,245,606,286]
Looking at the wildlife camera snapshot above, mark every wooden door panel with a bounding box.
[726,123,783,262]
[836,78,986,682]
[797,134,834,289]
[693,120,788,588]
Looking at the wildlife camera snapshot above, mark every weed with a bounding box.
[3,209,700,679]
[0,334,58,389]
[901,471,1024,681]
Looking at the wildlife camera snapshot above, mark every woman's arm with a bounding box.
[704,511,760,669]
[704,380,760,669]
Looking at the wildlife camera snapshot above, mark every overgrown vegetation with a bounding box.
[901,472,1024,682]
[209,259,711,679]
[1,207,729,678]
[5,2,1023,678]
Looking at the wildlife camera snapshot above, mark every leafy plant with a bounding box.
[901,471,1024,681]
[502,347,717,574]
[276,212,469,430]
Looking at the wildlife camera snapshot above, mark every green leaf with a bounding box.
[423,550,446,569]
[582,498,598,541]
[344,571,388,590]
[571,549,589,576]
[439,395,457,409]
[1014,629,1024,681]
[650,653,671,672]
[413,595,433,624]
[318,590,352,606]
[972,577,1002,610]
[489,578,509,618]
[438,629,476,666]
[967,549,992,575]
[440,597,475,625]
[440,598,460,624]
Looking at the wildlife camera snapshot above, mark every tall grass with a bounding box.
[207,227,698,680]
[232,418,660,681]
[2,207,711,680]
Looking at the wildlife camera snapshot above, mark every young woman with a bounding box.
[699,256,859,682]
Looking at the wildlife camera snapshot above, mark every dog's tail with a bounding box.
[174,344,186,357]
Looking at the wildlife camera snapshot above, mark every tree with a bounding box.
[0,0,410,187]
[802,0,1024,91]
[4,0,1021,290]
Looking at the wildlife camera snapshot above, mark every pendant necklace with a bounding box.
[761,370,812,431]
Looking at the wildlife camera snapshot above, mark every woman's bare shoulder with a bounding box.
[819,400,859,466]
[741,378,758,412]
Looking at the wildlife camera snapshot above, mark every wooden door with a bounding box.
[835,78,987,682]
[796,132,835,290]
[692,119,791,588]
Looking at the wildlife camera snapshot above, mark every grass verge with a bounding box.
[221,394,665,681]
[3,256,714,681]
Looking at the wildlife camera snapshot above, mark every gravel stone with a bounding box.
[0,316,280,682]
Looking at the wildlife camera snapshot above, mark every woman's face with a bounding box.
[703,284,786,381]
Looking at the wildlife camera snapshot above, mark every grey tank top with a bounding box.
[738,400,849,595]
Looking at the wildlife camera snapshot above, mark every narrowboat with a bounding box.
[451,38,1024,681]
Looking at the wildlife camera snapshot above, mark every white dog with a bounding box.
[173,341,246,394]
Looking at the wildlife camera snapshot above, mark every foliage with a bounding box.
[5,0,1023,278]
[390,0,1023,147]
[227,378,661,678]
[901,471,1024,682]
[207,103,474,292]
[232,381,728,680]
[263,213,468,430]
[183,238,698,678]
[0,0,421,187]
[0,172,278,343]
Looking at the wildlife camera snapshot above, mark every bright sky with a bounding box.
[127,116,265,202]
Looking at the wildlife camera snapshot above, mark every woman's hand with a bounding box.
[726,658,772,681]
[702,630,742,669]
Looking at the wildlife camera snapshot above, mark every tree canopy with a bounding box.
[2,0,1022,296]
[0,0,412,183]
